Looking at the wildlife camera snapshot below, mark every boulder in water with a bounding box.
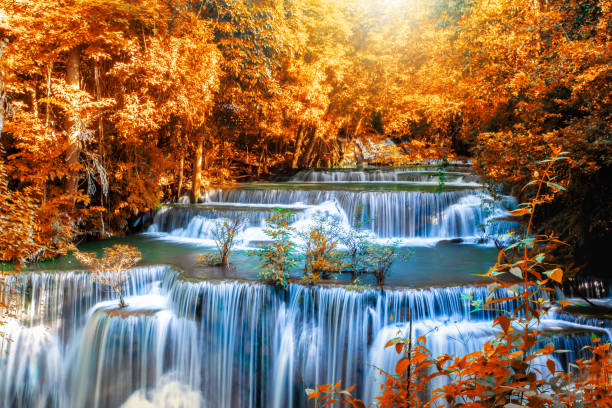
[436,238,464,246]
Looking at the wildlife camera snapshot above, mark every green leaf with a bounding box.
[509,267,522,278]
[546,182,565,191]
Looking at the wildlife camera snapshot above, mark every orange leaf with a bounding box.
[546,268,563,284]
[546,359,556,375]
[395,357,410,374]
[509,208,530,216]
[495,315,511,333]
[307,391,320,400]
[350,401,367,408]
[318,384,331,392]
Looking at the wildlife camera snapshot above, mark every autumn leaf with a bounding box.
[395,357,411,374]
[546,359,556,375]
[545,268,563,284]
[509,208,531,217]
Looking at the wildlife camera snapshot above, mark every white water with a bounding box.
[1,267,608,408]
[290,168,480,186]
[148,194,516,248]
[147,166,517,246]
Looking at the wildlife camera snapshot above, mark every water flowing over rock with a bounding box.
[147,166,518,244]
[290,167,480,185]
[1,267,608,408]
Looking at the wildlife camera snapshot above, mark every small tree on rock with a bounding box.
[75,244,142,308]
[199,218,245,266]
[214,218,244,265]
[299,215,346,283]
[362,242,411,287]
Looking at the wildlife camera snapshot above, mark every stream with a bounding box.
[1,166,609,407]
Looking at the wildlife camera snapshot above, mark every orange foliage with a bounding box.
[0,0,609,276]
[0,0,222,261]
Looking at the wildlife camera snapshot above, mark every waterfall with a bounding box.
[0,266,168,339]
[290,168,480,185]
[149,189,516,242]
[68,296,201,408]
[562,277,611,299]
[2,267,607,408]
[146,166,519,244]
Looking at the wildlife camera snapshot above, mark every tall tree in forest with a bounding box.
[0,0,222,261]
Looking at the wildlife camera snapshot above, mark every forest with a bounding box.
[0,0,610,407]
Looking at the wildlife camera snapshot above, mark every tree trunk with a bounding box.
[177,153,184,200]
[0,40,8,137]
[291,124,305,169]
[303,128,318,168]
[192,135,204,202]
[65,47,81,195]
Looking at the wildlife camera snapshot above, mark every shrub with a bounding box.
[340,224,371,276]
[361,241,411,287]
[197,218,244,267]
[299,215,346,282]
[255,209,298,289]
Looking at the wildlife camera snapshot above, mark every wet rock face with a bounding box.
[103,308,156,318]
[436,238,464,245]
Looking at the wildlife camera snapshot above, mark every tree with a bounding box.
[255,209,298,289]
[198,218,245,266]
[299,215,346,283]
[0,0,222,261]
[75,244,142,308]
[361,242,408,287]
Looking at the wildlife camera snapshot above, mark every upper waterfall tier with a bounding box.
[146,166,517,244]
[149,187,516,242]
[290,167,480,185]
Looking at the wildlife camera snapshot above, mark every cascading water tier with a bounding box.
[1,267,609,408]
[147,166,518,245]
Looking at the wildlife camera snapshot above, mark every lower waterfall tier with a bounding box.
[1,267,609,408]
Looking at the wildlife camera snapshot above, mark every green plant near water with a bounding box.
[435,158,449,193]
[361,241,412,287]
[340,204,372,276]
[346,278,371,292]
[255,209,298,289]
[253,209,410,288]
[299,215,346,283]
